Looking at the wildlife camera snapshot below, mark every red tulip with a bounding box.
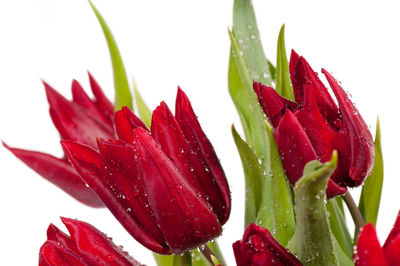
[3,73,114,207]
[39,217,142,266]
[354,210,400,266]
[233,223,302,266]
[254,50,374,198]
[61,88,231,254]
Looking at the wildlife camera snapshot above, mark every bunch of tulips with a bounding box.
[4,0,399,265]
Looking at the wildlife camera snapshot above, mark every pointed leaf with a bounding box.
[287,152,339,265]
[256,121,295,246]
[232,0,273,85]
[89,0,132,111]
[133,79,152,127]
[327,198,353,258]
[359,117,383,225]
[275,24,294,100]
[232,125,262,227]
[228,29,269,158]
[228,51,252,143]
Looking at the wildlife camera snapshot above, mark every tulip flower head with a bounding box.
[61,88,231,254]
[354,210,400,266]
[4,73,114,207]
[233,223,302,266]
[254,51,375,198]
[39,218,142,266]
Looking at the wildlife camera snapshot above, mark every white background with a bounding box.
[1,0,400,265]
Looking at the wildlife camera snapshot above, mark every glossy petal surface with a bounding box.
[3,143,102,207]
[233,223,302,266]
[39,218,141,266]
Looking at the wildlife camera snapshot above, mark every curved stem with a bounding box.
[342,192,365,233]
[200,245,224,266]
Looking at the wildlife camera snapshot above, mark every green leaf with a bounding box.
[172,252,192,266]
[333,235,354,266]
[228,29,269,159]
[89,0,132,111]
[133,79,152,127]
[267,59,276,81]
[154,254,175,266]
[256,121,295,246]
[287,152,339,265]
[275,24,294,100]
[359,117,383,225]
[327,198,353,258]
[232,125,262,227]
[232,0,273,86]
[229,0,273,155]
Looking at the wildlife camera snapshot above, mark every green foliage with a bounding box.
[89,0,132,111]
[287,153,339,265]
[359,118,383,225]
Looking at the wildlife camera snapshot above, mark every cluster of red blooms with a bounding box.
[5,53,399,265]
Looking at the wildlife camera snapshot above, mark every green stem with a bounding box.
[342,192,365,234]
[199,245,223,266]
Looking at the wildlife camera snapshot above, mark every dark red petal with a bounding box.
[355,223,388,266]
[322,69,375,187]
[61,141,168,254]
[294,84,349,193]
[383,211,400,265]
[133,127,222,253]
[274,110,318,185]
[44,81,113,148]
[96,138,166,245]
[253,81,297,128]
[175,88,231,225]
[151,102,224,220]
[3,143,103,207]
[88,72,114,122]
[233,223,302,266]
[61,218,142,266]
[71,79,113,128]
[39,240,87,266]
[47,224,79,255]
[114,107,148,143]
[274,111,347,198]
[289,51,339,124]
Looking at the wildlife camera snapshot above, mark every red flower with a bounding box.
[3,73,113,207]
[254,51,374,198]
[39,217,142,266]
[233,223,302,266]
[61,88,231,254]
[354,210,400,266]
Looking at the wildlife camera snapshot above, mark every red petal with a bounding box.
[61,218,142,266]
[274,111,347,197]
[289,51,339,124]
[253,81,297,128]
[274,110,318,184]
[88,72,114,121]
[3,143,103,207]
[233,223,302,266]
[39,240,87,266]
[61,141,168,254]
[114,107,148,143]
[322,69,375,186]
[96,138,166,245]
[44,82,113,148]
[355,223,388,266]
[175,88,231,225]
[151,102,225,220]
[133,127,222,253]
[47,224,79,255]
[71,79,113,129]
[383,211,400,266]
